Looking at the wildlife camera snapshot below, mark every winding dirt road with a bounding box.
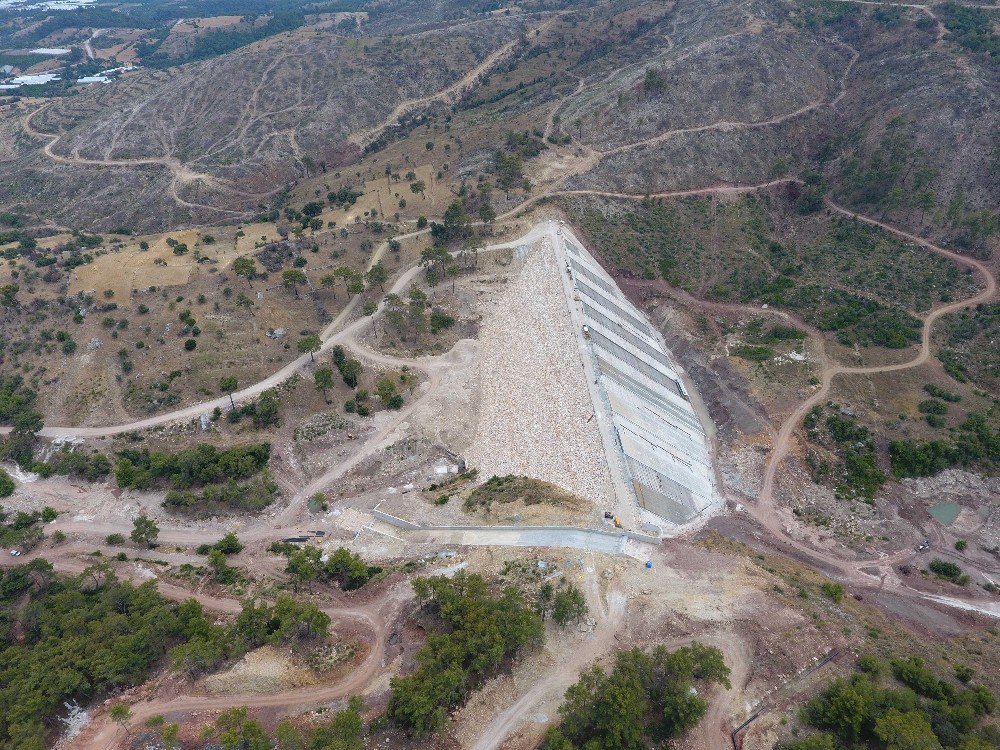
[66,579,409,750]
[758,197,998,507]
[21,104,262,218]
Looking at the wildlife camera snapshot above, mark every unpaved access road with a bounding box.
[469,582,626,750]
[349,14,561,149]
[64,576,409,750]
[0,222,552,440]
[758,197,998,507]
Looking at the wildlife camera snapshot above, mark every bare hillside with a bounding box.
[0,17,525,230]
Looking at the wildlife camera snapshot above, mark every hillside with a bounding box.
[0,14,527,230]
[0,1,999,750]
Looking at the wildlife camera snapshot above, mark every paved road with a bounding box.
[406,526,632,555]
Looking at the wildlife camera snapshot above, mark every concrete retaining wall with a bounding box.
[372,509,422,530]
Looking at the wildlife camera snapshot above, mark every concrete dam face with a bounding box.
[557,229,721,530]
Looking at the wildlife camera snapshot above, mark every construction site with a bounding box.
[358,222,724,545]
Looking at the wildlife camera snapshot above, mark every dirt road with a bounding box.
[350,14,561,149]
[758,198,998,506]
[65,577,408,750]
[469,583,626,750]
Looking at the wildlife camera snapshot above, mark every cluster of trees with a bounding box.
[169,594,329,678]
[492,130,545,197]
[941,4,1000,57]
[918,398,949,427]
[0,471,14,499]
[782,655,997,750]
[0,376,43,469]
[0,566,213,749]
[374,375,405,410]
[806,402,997,493]
[382,285,455,342]
[153,10,307,66]
[320,265,370,300]
[388,573,544,733]
[419,244,458,287]
[840,120,923,213]
[114,443,271,491]
[332,345,363,389]
[838,119,997,255]
[716,262,921,350]
[430,199,475,245]
[281,543,382,591]
[0,505,55,550]
[540,643,731,750]
[537,582,589,626]
[328,186,364,208]
[114,443,276,513]
[163,474,278,513]
[942,302,999,391]
[225,388,281,428]
[786,286,921,350]
[889,412,999,478]
[32,447,110,482]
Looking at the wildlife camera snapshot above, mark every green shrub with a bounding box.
[732,344,774,362]
[857,655,882,675]
[917,399,948,415]
[0,470,14,498]
[928,558,968,584]
[213,532,244,555]
[430,309,455,333]
[923,384,961,402]
[820,581,844,602]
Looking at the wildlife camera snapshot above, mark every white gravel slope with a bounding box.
[466,238,615,507]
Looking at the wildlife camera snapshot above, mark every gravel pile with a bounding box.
[466,239,614,507]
